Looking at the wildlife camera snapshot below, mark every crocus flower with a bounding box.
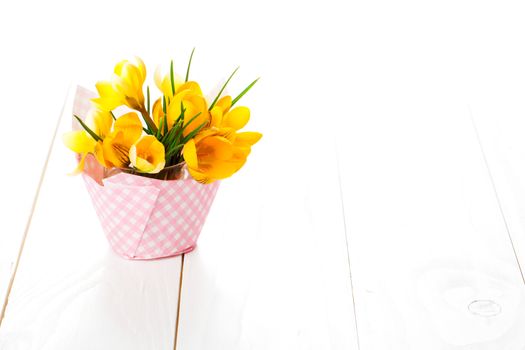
[92,57,147,112]
[129,135,166,174]
[94,112,143,168]
[152,70,210,135]
[63,130,97,174]
[166,82,210,137]
[182,127,261,183]
[63,108,112,173]
[152,98,164,127]
[210,96,250,131]
[85,108,113,138]
[154,66,179,101]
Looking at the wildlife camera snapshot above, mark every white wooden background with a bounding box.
[2,0,525,349]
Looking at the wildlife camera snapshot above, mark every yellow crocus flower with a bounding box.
[210,96,250,131]
[92,57,147,112]
[151,98,166,132]
[63,108,113,173]
[166,82,210,137]
[152,68,209,135]
[209,96,231,127]
[94,112,143,168]
[129,135,166,174]
[63,130,97,174]
[85,108,113,138]
[154,66,180,101]
[182,127,261,183]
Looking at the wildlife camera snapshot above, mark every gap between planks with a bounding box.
[0,86,70,326]
[468,106,525,285]
[174,253,185,350]
[334,138,361,350]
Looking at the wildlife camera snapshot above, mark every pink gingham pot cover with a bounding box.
[81,154,219,260]
[73,86,219,260]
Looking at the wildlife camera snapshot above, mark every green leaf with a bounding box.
[182,112,202,132]
[170,60,175,96]
[166,143,184,158]
[231,77,259,106]
[185,47,195,82]
[162,96,167,115]
[157,116,165,139]
[163,113,168,135]
[139,109,158,134]
[181,121,207,144]
[170,125,185,150]
[175,101,185,125]
[162,119,183,145]
[171,120,184,145]
[74,115,102,142]
[209,66,239,110]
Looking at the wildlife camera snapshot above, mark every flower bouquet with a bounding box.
[64,51,261,259]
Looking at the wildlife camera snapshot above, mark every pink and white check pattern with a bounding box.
[82,156,219,259]
[73,86,219,260]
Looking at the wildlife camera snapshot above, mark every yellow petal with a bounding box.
[214,127,237,143]
[133,57,147,83]
[178,81,203,96]
[93,81,123,111]
[210,107,223,128]
[193,128,218,144]
[168,91,210,137]
[200,136,233,160]
[94,142,110,168]
[86,108,113,139]
[152,98,164,128]
[69,152,88,175]
[188,167,214,184]
[182,95,209,137]
[130,135,166,174]
[235,131,262,146]
[234,146,252,158]
[216,95,232,114]
[154,66,171,98]
[113,112,143,147]
[205,158,244,179]
[222,106,250,130]
[101,131,129,168]
[166,90,189,126]
[63,131,97,153]
[183,139,199,169]
[112,58,146,110]
[115,58,146,86]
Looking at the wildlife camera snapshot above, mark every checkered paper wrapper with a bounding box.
[73,86,220,260]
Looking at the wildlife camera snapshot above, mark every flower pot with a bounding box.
[81,154,219,260]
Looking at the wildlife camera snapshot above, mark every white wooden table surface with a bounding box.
[2,94,525,350]
[2,0,525,349]
[0,82,357,350]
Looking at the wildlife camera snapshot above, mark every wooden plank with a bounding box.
[175,125,358,347]
[0,88,68,329]
[339,101,525,348]
[470,101,525,281]
[0,89,182,350]
[0,87,69,327]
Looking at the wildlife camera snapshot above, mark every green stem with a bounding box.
[139,108,158,134]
